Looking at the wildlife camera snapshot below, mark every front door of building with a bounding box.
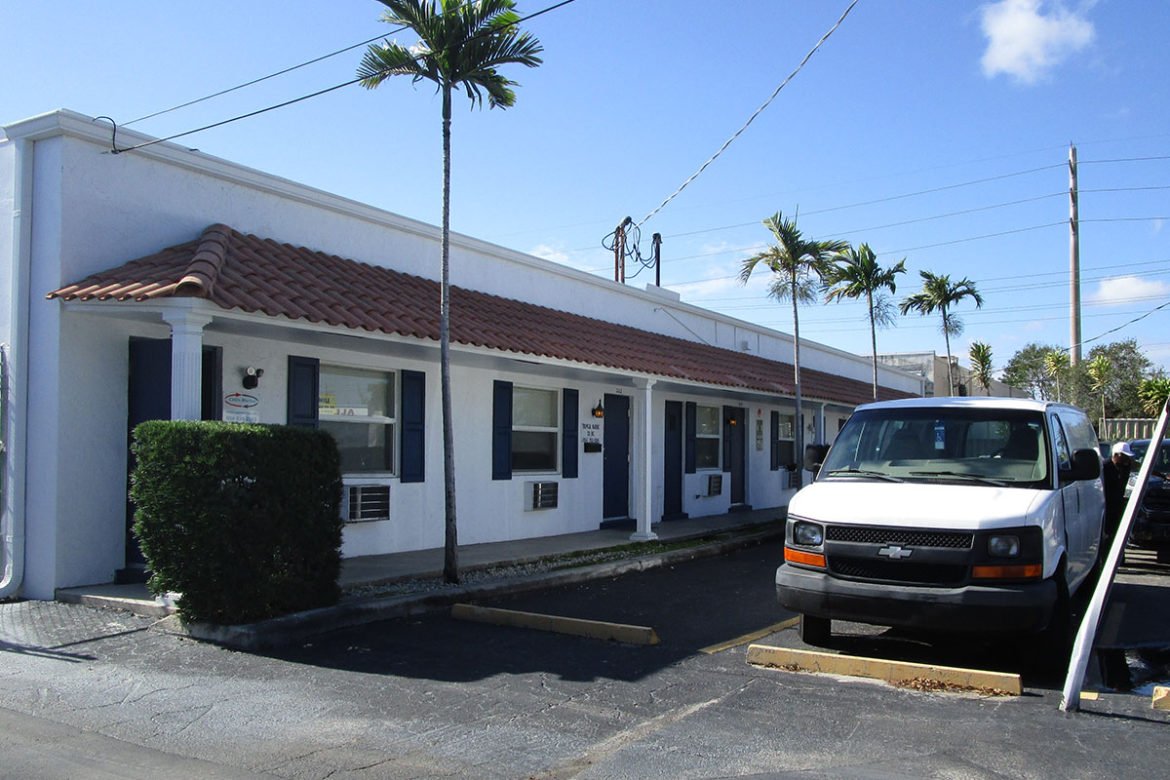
[602,393,631,521]
[122,338,221,581]
[723,405,749,510]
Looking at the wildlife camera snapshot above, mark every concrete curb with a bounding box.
[171,527,782,651]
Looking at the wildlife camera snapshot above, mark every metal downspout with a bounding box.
[0,136,31,599]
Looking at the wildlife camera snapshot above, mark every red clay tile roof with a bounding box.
[47,224,912,405]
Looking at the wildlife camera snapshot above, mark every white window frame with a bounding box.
[318,364,396,477]
[695,404,722,471]
[512,385,560,474]
[775,411,796,467]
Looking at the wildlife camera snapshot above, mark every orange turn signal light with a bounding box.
[784,547,826,568]
[971,563,1042,580]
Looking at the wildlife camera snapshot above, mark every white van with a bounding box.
[778,397,1104,646]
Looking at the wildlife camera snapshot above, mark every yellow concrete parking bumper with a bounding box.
[746,643,1023,696]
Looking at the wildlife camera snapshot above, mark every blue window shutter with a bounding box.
[723,406,732,473]
[492,380,513,480]
[562,388,578,479]
[400,370,426,483]
[685,401,697,474]
[770,411,780,471]
[287,356,319,428]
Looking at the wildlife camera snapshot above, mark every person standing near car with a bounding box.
[1102,441,1135,552]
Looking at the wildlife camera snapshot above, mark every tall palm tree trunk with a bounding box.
[791,278,804,489]
[867,290,878,400]
[440,84,459,583]
[942,307,954,395]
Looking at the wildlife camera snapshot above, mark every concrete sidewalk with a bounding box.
[55,508,787,646]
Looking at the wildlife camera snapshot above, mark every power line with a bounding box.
[106,0,578,155]
[635,0,861,228]
[123,29,405,126]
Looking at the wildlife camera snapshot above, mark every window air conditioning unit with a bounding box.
[706,474,723,497]
[343,483,390,523]
[525,481,559,511]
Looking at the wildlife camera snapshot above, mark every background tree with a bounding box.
[1044,349,1069,402]
[1138,377,1170,416]
[823,243,906,400]
[359,0,543,583]
[899,271,984,396]
[1002,342,1060,399]
[1082,339,1154,417]
[1086,354,1112,429]
[968,341,994,394]
[740,212,847,486]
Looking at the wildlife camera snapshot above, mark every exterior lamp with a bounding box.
[592,401,605,419]
[242,366,263,390]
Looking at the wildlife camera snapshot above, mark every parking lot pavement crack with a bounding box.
[535,693,729,779]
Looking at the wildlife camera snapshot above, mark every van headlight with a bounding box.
[793,521,824,547]
[988,535,1020,558]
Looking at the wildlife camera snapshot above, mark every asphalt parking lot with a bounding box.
[3,539,1169,779]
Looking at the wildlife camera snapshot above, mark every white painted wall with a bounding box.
[2,110,922,597]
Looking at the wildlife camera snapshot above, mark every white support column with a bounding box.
[631,378,658,542]
[162,309,213,421]
[816,403,826,444]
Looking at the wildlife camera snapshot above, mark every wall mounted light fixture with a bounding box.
[592,400,605,419]
[242,366,264,390]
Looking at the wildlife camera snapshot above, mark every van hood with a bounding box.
[788,481,1046,529]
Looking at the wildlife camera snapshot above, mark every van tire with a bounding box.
[1037,571,1072,666]
[799,614,831,646]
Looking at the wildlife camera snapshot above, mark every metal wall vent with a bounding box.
[706,474,723,497]
[526,481,559,511]
[345,484,390,523]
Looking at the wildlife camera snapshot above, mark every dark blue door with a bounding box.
[603,393,630,521]
[123,338,221,580]
[724,406,748,508]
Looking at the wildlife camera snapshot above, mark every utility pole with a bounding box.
[1069,143,1082,366]
[652,233,662,287]
[613,217,631,284]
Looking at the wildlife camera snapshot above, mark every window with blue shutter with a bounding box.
[562,388,578,479]
[771,411,780,471]
[399,370,426,483]
[287,356,320,428]
[685,401,697,474]
[492,380,513,480]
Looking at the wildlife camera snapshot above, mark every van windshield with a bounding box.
[820,407,1049,488]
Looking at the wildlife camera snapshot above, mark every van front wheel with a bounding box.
[799,614,831,647]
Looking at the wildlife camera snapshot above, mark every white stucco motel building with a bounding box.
[0,110,922,600]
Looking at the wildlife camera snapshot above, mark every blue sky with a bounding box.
[3,0,1168,375]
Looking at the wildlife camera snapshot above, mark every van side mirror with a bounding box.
[1062,448,1102,482]
[804,443,830,476]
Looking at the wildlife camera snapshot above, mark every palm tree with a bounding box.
[1044,349,1069,402]
[739,212,848,487]
[359,0,543,583]
[1087,354,1112,430]
[823,244,906,400]
[899,271,984,396]
[968,341,994,395]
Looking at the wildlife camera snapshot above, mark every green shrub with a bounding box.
[131,421,343,624]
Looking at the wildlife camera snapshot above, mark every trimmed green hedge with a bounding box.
[131,421,343,625]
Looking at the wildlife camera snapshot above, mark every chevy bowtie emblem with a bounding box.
[877,545,913,559]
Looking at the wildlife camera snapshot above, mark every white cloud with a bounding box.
[529,244,570,265]
[980,0,1095,84]
[1089,275,1170,306]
